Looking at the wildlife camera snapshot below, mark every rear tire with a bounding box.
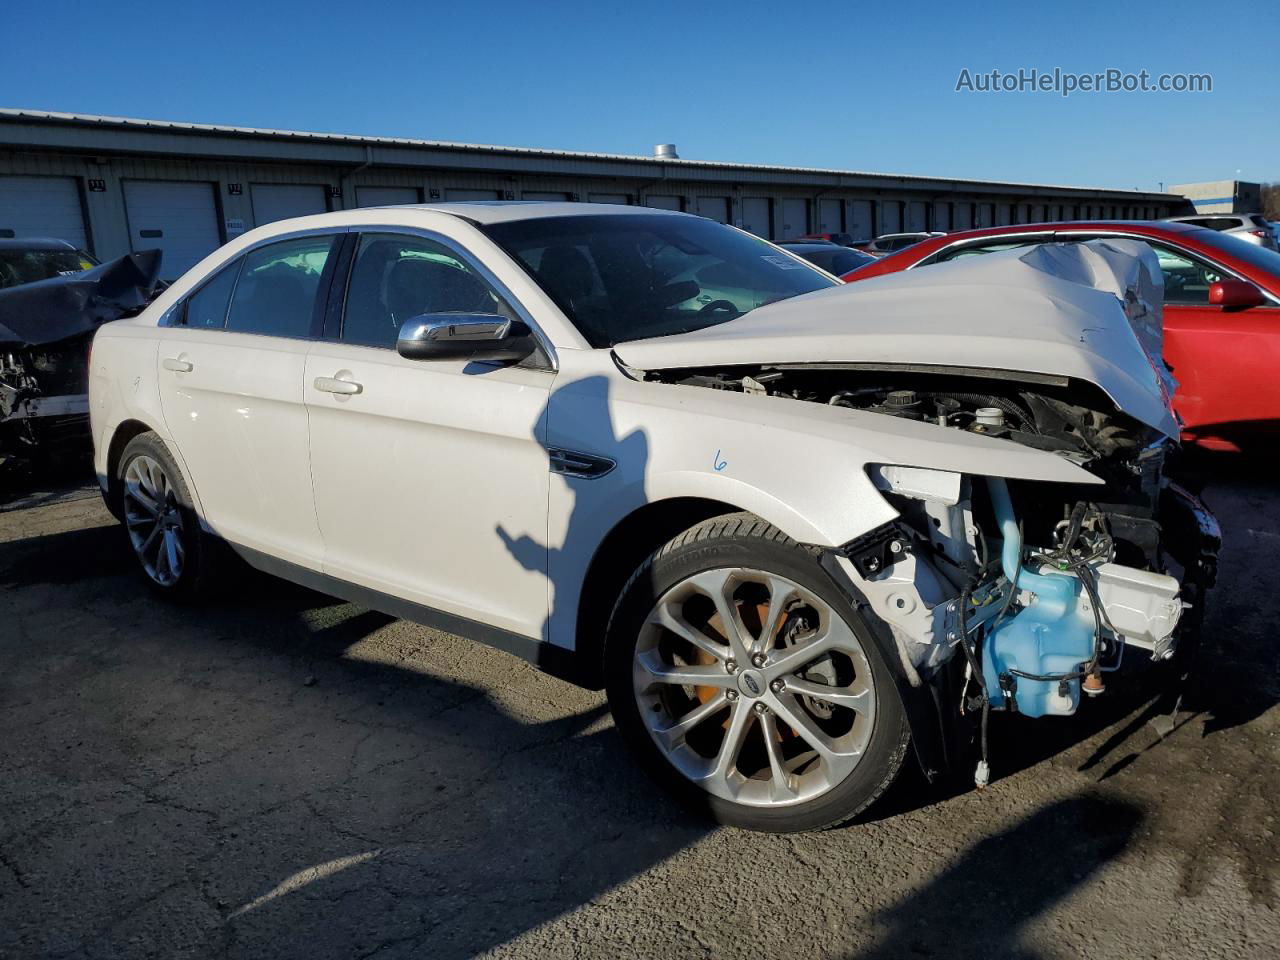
[116,432,219,601]
[604,512,910,832]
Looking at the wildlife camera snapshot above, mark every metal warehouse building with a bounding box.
[1,108,1183,280]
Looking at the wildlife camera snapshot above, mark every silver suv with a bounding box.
[1166,213,1278,251]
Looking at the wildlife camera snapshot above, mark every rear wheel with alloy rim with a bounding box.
[117,432,217,599]
[605,513,910,832]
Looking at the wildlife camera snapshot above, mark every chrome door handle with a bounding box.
[162,357,193,373]
[313,376,363,395]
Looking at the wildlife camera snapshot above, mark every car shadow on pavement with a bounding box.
[0,506,709,960]
[847,792,1144,960]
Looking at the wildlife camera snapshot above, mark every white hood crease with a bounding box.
[615,240,1179,439]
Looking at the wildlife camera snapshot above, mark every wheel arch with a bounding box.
[103,418,204,523]
[573,496,743,688]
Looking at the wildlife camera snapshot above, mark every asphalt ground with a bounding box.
[0,455,1276,959]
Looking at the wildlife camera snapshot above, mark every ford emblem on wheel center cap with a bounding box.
[738,670,764,698]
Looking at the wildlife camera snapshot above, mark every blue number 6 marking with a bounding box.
[713,449,728,472]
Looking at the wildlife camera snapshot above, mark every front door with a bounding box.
[304,232,554,641]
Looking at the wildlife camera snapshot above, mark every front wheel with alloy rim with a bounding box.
[605,513,910,832]
[117,432,218,600]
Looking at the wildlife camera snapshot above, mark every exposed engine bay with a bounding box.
[647,360,1220,783]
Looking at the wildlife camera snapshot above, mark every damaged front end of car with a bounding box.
[620,239,1221,784]
[0,251,162,468]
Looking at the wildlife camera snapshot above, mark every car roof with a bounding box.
[779,242,839,250]
[363,200,688,225]
[917,220,1203,242]
[0,236,80,251]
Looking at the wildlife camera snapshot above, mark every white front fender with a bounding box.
[543,369,1099,651]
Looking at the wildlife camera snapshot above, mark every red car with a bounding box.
[842,221,1280,452]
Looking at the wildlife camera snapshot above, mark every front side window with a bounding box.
[1146,243,1225,304]
[342,234,511,348]
[183,259,241,329]
[481,214,835,347]
[225,235,337,338]
[935,239,1043,263]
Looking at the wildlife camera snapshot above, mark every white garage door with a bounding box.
[695,197,730,223]
[123,181,221,281]
[445,188,500,201]
[741,198,770,237]
[523,191,571,201]
[880,202,902,234]
[0,175,88,248]
[932,203,952,231]
[779,198,807,239]
[588,193,629,205]
[251,184,328,226]
[953,203,973,230]
[849,200,874,241]
[906,201,928,232]
[817,199,843,234]
[356,186,420,207]
[644,195,682,211]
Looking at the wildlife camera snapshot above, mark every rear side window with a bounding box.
[341,234,510,348]
[183,260,241,329]
[226,235,337,338]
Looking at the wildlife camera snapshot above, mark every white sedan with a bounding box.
[89,203,1217,832]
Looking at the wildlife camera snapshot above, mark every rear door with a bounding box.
[303,230,554,640]
[156,231,341,567]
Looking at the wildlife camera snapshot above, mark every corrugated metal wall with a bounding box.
[0,146,1177,263]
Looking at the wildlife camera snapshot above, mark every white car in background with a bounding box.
[89,203,1217,832]
[1166,213,1278,251]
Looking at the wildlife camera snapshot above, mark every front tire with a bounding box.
[117,432,218,601]
[604,513,910,832]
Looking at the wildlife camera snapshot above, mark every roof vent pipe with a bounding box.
[654,143,679,160]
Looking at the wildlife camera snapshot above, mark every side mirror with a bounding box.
[396,313,535,362]
[1208,279,1265,309]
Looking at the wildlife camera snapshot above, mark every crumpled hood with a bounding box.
[0,250,163,348]
[614,239,1178,438]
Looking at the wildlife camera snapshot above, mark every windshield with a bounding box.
[0,248,97,289]
[480,214,837,347]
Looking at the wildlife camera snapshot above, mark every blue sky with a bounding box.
[6,0,1276,190]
